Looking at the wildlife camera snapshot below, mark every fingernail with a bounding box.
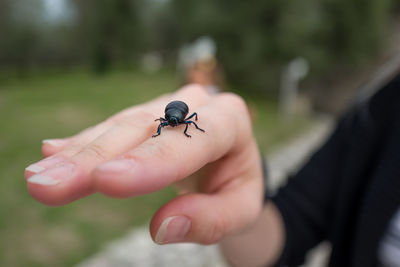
[25,156,64,174]
[25,164,45,173]
[42,139,67,147]
[27,163,76,186]
[27,175,60,185]
[155,216,191,244]
[96,159,135,174]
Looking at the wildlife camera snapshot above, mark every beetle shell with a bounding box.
[165,101,189,123]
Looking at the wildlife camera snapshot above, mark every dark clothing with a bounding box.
[271,75,400,267]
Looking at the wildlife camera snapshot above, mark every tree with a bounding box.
[0,0,43,77]
[169,0,395,96]
[72,0,142,74]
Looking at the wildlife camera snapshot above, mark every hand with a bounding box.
[25,84,264,245]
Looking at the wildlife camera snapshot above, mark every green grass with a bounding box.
[0,69,309,267]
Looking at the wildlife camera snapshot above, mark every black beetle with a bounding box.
[152,100,205,138]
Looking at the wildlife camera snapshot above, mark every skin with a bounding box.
[24,84,284,267]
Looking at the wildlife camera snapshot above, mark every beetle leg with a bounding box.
[185,112,198,121]
[152,122,168,138]
[155,117,166,122]
[183,123,191,138]
[185,120,205,133]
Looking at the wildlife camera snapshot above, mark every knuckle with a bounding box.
[218,93,247,111]
[218,93,251,122]
[204,215,228,244]
[133,140,176,163]
[116,111,155,129]
[82,143,109,161]
[180,84,208,98]
[155,142,177,161]
[62,144,84,155]
[136,110,156,121]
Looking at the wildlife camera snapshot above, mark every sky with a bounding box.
[42,0,74,22]
[41,0,170,23]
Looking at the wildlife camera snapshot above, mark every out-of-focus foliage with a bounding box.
[0,0,43,77]
[72,0,142,73]
[170,0,396,92]
[0,0,398,93]
[0,0,143,75]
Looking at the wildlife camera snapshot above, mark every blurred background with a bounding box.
[0,0,400,266]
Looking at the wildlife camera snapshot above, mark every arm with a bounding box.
[219,109,358,266]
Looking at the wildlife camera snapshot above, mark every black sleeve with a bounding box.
[271,113,350,266]
[270,74,400,266]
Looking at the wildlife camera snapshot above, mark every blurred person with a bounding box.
[185,56,225,95]
[24,73,400,267]
[178,36,225,95]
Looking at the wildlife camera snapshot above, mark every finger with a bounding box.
[26,112,156,206]
[40,121,112,157]
[93,93,252,198]
[149,171,263,244]
[38,84,208,159]
[41,139,71,157]
[33,119,119,179]
[40,94,170,158]
[26,84,211,205]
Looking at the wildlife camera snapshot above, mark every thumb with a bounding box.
[149,178,263,245]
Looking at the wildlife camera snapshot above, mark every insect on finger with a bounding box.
[152,101,206,138]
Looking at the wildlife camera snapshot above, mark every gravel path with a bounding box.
[77,118,333,267]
